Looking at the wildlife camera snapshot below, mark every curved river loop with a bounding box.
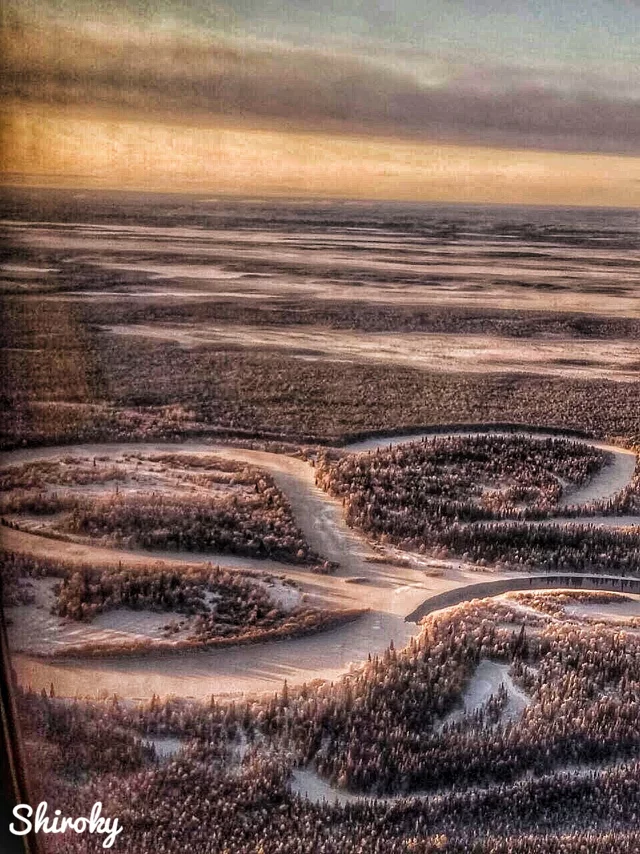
[1,428,638,702]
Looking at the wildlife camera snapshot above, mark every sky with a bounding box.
[1,1,639,204]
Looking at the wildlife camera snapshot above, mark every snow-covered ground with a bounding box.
[4,577,195,655]
[345,430,637,509]
[144,736,184,760]
[106,323,640,383]
[289,759,632,807]
[564,598,640,622]
[3,430,637,699]
[438,659,530,730]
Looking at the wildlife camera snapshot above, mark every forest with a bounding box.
[315,435,640,573]
[13,593,640,853]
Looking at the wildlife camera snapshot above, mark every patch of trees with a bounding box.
[0,550,68,606]
[508,590,635,619]
[12,595,640,853]
[14,636,640,853]
[1,459,324,565]
[5,319,640,449]
[95,338,640,445]
[318,435,609,521]
[57,487,318,563]
[316,436,640,573]
[1,550,357,655]
[17,692,154,781]
[270,599,640,796]
[51,608,364,658]
[0,458,127,491]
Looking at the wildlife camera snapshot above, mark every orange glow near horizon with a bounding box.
[2,105,639,207]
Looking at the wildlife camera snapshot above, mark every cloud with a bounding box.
[1,14,639,155]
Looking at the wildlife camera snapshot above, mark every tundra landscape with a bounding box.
[1,189,639,853]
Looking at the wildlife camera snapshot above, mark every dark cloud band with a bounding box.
[1,16,638,155]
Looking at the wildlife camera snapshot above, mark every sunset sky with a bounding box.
[1,1,639,205]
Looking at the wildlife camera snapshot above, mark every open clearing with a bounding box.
[564,598,640,622]
[288,758,630,807]
[4,577,199,655]
[438,659,530,729]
